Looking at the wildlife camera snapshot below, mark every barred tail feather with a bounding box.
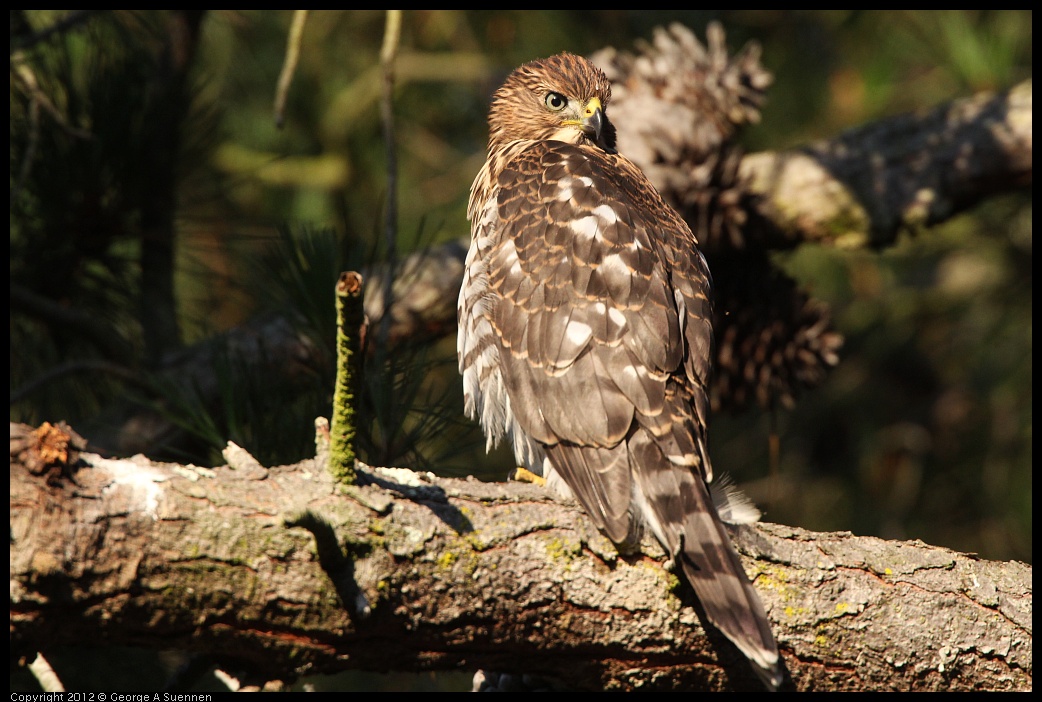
[678,475,782,689]
[630,432,782,689]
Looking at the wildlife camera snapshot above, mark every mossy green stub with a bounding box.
[329,271,365,485]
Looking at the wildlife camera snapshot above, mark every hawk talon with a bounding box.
[511,466,546,486]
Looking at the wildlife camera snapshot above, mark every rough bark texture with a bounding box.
[740,79,1032,250]
[10,424,1032,691]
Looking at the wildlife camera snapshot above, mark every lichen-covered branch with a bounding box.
[10,423,1031,691]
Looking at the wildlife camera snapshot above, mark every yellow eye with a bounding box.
[544,92,567,111]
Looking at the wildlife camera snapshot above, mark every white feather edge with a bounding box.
[709,472,763,525]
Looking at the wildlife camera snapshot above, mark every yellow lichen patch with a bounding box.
[432,537,482,579]
[750,563,796,601]
[437,550,458,570]
[543,536,581,567]
[664,570,683,599]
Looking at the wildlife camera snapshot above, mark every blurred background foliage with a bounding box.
[10,10,1031,566]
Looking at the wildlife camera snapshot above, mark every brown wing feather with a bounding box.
[492,142,704,455]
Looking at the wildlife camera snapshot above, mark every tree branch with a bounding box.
[10,424,1031,691]
[740,79,1032,249]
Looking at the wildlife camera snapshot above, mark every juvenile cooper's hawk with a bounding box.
[458,52,782,688]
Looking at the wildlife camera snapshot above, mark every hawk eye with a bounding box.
[544,92,567,111]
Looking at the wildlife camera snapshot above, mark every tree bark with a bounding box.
[10,423,1031,691]
[740,79,1032,249]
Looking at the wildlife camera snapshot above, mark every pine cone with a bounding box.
[593,21,772,252]
[711,255,843,413]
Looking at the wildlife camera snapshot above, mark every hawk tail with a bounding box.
[677,474,783,689]
[630,434,782,689]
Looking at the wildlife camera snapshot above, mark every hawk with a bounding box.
[458,52,782,688]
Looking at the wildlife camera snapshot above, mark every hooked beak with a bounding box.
[580,97,614,152]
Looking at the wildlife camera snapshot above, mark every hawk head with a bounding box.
[487,53,617,154]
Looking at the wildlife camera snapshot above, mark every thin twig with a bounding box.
[10,9,99,54]
[377,9,403,351]
[273,10,309,129]
[10,55,92,202]
[9,58,92,139]
[11,93,40,205]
